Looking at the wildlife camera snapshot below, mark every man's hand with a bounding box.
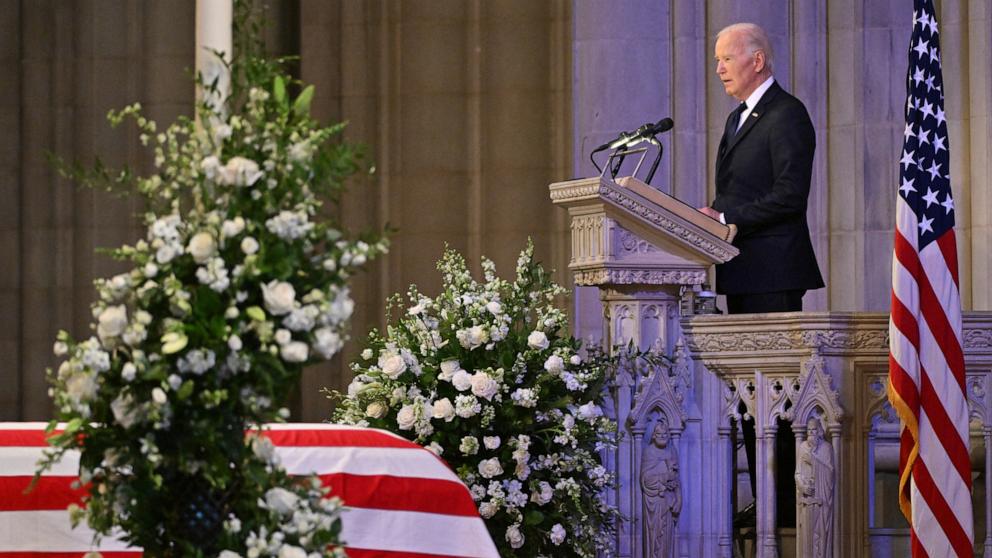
[697,206,721,220]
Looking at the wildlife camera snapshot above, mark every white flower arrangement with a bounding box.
[333,243,618,557]
[38,2,381,556]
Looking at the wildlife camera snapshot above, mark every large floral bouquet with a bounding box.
[333,243,617,557]
[38,3,385,557]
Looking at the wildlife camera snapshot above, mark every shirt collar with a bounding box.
[743,76,776,111]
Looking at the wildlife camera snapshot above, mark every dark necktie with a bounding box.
[726,102,747,138]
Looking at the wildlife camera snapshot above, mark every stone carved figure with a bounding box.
[795,417,834,558]
[641,416,682,557]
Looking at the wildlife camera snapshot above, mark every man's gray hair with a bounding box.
[717,22,774,72]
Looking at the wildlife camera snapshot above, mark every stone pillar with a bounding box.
[195,0,232,114]
[757,424,779,558]
[829,424,842,558]
[985,427,992,558]
[793,426,806,557]
[717,424,734,558]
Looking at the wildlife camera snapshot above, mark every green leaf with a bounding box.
[293,85,315,116]
[246,306,266,322]
[273,75,286,106]
[177,380,195,401]
[524,509,545,526]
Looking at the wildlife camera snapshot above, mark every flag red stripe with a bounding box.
[890,290,921,351]
[918,369,972,487]
[0,554,140,558]
[936,230,960,287]
[913,458,973,557]
[0,477,86,511]
[260,429,420,449]
[320,473,479,517]
[0,431,64,447]
[889,355,920,419]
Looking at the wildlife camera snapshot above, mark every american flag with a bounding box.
[0,423,498,558]
[888,1,973,556]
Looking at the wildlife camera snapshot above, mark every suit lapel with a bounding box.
[719,82,782,165]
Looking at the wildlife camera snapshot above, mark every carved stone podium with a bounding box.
[550,176,738,558]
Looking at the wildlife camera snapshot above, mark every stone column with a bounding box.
[195,0,232,114]
[717,424,734,558]
[829,425,842,558]
[793,426,806,557]
[757,425,779,558]
[985,427,992,558]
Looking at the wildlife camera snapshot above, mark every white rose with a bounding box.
[279,341,309,363]
[544,355,565,375]
[218,551,242,558]
[570,354,582,365]
[264,487,299,515]
[396,405,417,430]
[187,232,217,264]
[478,457,503,479]
[274,329,292,345]
[156,244,179,264]
[224,156,263,187]
[262,280,296,315]
[456,325,489,350]
[550,523,566,545]
[97,305,128,340]
[241,236,259,255]
[479,501,498,519]
[110,393,138,428]
[361,348,373,360]
[470,372,499,401]
[151,387,167,405]
[380,354,407,379]
[251,436,277,464]
[439,360,461,381]
[451,370,473,392]
[486,301,502,314]
[365,401,388,419]
[121,362,137,382]
[483,436,501,450]
[66,373,98,406]
[505,524,525,549]
[221,217,245,238]
[432,398,455,421]
[527,330,549,350]
[228,334,243,352]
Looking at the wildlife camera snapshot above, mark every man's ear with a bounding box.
[753,50,766,73]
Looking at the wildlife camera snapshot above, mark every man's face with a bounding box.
[714,31,763,101]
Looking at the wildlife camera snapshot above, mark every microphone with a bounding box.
[623,117,674,146]
[591,129,636,154]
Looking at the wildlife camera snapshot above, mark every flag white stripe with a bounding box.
[0,447,80,476]
[278,446,462,482]
[0,510,135,552]
[341,507,498,558]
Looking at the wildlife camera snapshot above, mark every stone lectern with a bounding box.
[550,175,738,558]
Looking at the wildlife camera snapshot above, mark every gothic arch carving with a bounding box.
[628,359,686,434]
[790,350,844,430]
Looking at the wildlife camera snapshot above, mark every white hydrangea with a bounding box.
[265,210,314,241]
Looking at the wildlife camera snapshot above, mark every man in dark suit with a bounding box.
[698,23,824,314]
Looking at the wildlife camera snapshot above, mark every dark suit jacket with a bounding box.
[712,81,825,295]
